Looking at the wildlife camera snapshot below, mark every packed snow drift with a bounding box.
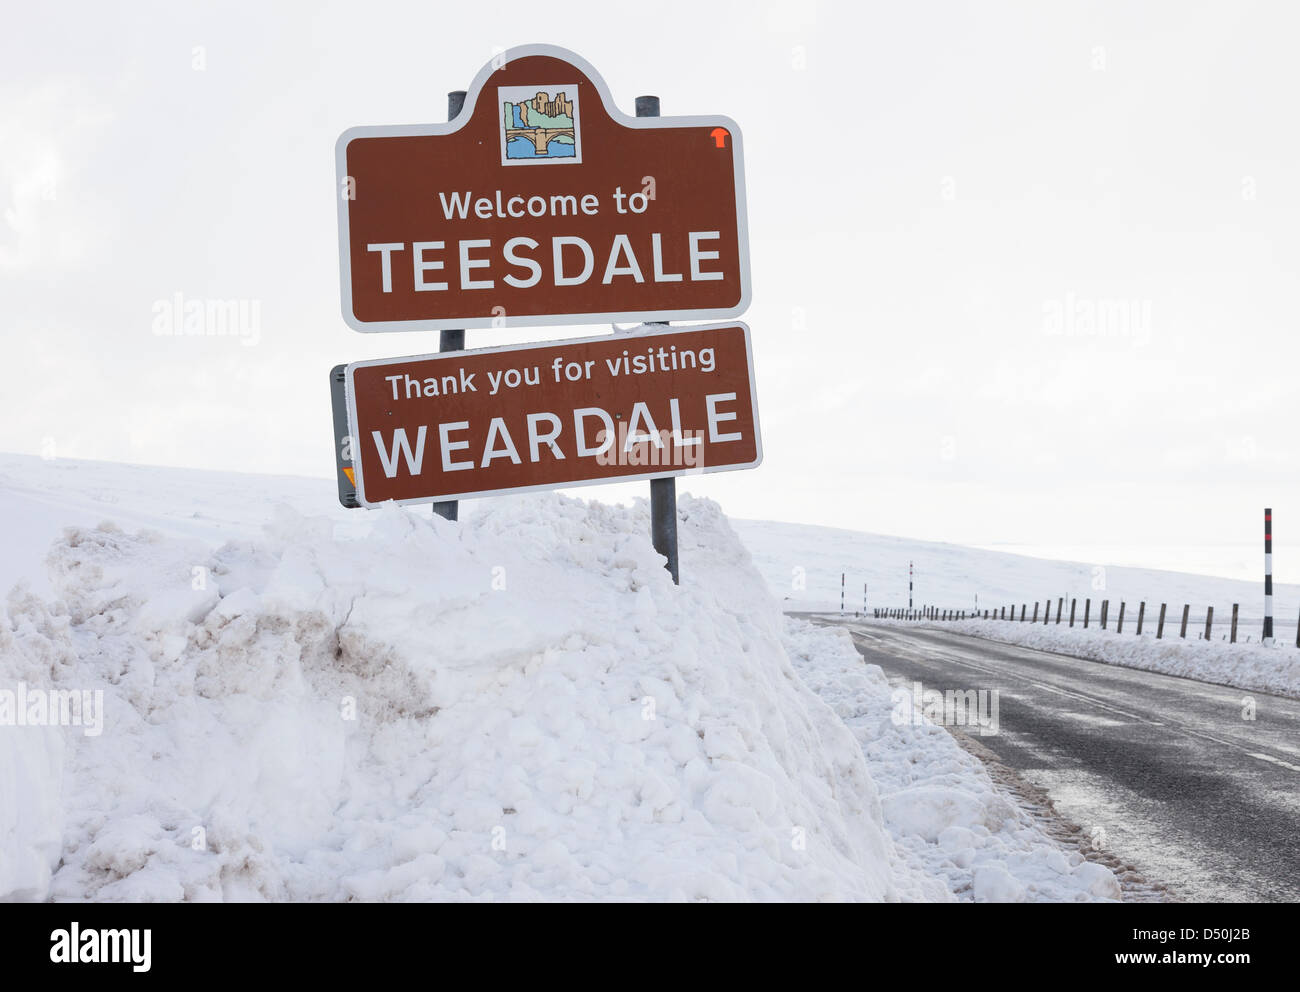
[1,456,1121,902]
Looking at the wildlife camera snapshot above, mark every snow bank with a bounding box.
[2,489,1125,902]
[931,619,1300,699]
[783,621,1121,901]
[1,495,953,902]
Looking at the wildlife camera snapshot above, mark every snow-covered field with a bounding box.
[731,513,1300,699]
[1,454,1120,902]
[733,518,1300,647]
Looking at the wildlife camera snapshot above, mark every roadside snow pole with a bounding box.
[1205,606,1214,641]
[1116,601,1125,633]
[1069,598,1077,626]
[1100,600,1109,629]
[840,572,845,615]
[1231,603,1239,643]
[1032,602,1039,623]
[1056,597,1063,624]
[431,90,469,524]
[1083,598,1090,628]
[1264,508,1274,644]
[1136,601,1145,635]
[909,561,913,610]
[632,95,683,585]
[1180,604,1189,638]
[863,583,868,615]
[1157,603,1166,638]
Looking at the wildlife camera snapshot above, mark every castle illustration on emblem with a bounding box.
[498,84,581,165]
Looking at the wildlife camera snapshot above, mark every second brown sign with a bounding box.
[345,323,761,506]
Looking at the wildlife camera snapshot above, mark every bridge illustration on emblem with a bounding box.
[499,83,581,164]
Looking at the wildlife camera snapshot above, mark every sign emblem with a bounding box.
[499,84,581,164]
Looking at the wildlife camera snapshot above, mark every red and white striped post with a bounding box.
[1264,508,1274,644]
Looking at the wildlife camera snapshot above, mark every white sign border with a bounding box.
[344,321,763,507]
[335,43,752,334]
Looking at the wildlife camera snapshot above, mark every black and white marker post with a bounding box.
[432,89,469,523]
[1264,507,1274,645]
[909,561,913,611]
[637,94,680,584]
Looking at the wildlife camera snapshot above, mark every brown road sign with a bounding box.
[335,44,750,333]
[344,323,761,506]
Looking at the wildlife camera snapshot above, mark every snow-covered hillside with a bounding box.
[733,518,1300,646]
[1,454,1121,902]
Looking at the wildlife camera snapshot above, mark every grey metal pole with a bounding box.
[432,89,469,523]
[636,94,679,584]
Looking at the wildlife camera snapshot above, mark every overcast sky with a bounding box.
[3,1,1297,577]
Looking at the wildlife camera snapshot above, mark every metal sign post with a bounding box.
[637,94,679,584]
[433,88,469,523]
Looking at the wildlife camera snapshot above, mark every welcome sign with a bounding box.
[335,45,751,332]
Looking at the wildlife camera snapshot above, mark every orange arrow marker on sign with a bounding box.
[710,127,729,148]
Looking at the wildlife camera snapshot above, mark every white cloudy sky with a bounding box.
[3,1,1297,577]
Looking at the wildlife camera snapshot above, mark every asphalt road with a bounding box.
[821,619,1300,902]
